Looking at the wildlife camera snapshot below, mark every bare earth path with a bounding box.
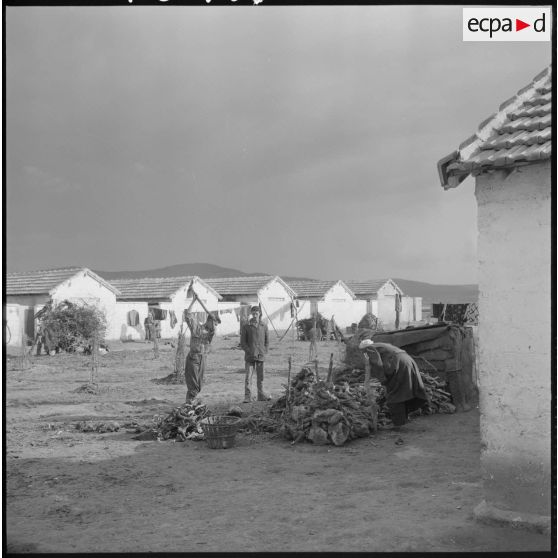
[5,335,551,553]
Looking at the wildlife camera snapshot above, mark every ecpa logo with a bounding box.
[463,8,551,41]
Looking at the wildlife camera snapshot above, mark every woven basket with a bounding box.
[200,416,241,449]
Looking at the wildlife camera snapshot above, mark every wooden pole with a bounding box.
[152,320,159,359]
[364,352,378,433]
[286,356,292,411]
[326,352,334,385]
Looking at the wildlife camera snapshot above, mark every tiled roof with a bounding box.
[205,276,296,297]
[108,276,221,301]
[344,279,401,297]
[6,267,121,296]
[287,279,355,299]
[439,67,552,189]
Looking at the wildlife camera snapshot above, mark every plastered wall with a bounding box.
[475,161,551,516]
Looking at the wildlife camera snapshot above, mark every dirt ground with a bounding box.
[5,333,551,553]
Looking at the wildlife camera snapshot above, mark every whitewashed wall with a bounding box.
[400,296,422,326]
[318,284,367,328]
[106,301,149,341]
[51,272,117,311]
[475,161,550,520]
[5,303,24,347]
[257,280,294,332]
[376,282,399,328]
[216,302,243,336]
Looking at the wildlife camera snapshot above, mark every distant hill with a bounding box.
[393,278,478,305]
[95,262,315,281]
[95,263,263,280]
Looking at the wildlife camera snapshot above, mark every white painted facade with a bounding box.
[107,301,149,341]
[295,282,367,329]
[5,271,118,347]
[475,161,550,519]
[400,296,423,326]
[256,279,294,333]
[215,301,244,336]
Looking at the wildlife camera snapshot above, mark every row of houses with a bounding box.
[4,267,423,346]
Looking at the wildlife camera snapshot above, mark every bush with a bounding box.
[40,300,107,353]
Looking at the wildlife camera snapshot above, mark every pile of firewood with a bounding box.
[271,367,377,446]
[333,367,456,416]
[133,402,211,442]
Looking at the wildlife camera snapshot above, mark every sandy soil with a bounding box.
[5,334,551,553]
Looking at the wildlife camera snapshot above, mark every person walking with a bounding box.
[359,339,429,430]
[184,293,220,404]
[241,305,271,403]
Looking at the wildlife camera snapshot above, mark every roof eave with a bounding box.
[438,150,470,190]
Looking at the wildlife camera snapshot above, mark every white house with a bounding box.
[205,276,296,334]
[286,279,366,329]
[344,278,420,329]
[438,67,551,533]
[5,267,120,347]
[108,276,222,340]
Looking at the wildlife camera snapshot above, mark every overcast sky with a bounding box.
[5,5,551,283]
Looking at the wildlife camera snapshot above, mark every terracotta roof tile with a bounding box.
[286,279,354,299]
[109,276,220,301]
[6,267,120,296]
[344,279,402,297]
[438,66,552,189]
[204,276,296,297]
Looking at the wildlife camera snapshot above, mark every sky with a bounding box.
[5,5,551,283]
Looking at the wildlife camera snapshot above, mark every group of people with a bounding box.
[182,299,429,429]
[183,300,271,405]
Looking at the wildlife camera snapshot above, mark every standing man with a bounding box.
[359,339,429,430]
[184,293,220,404]
[144,312,153,341]
[241,305,270,403]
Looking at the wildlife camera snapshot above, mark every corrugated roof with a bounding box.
[109,276,221,301]
[344,279,401,297]
[205,275,295,297]
[439,67,552,189]
[6,267,121,296]
[287,279,355,299]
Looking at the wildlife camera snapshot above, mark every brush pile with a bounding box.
[334,367,456,416]
[271,367,378,446]
[135,402,211,442]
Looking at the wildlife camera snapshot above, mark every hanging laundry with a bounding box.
[432,304,445,318]
[169,310,177,328]
[150,308,168,321]
[127,309,140,327]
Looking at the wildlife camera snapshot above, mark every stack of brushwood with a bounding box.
[134,402,211,441]
[271,366,377,446]
[333,367,456,417]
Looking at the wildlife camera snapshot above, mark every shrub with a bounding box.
[40,300,107,352]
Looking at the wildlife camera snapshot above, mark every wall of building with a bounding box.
[6,274,118,347]
[376,282,400,329]
[318,284,367,328]
[215,302,243,336]
[475,161,551,518]
[399,296,423,326]
[5,303,24,347]
[257,281,293,332]
[105,301,149,341]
